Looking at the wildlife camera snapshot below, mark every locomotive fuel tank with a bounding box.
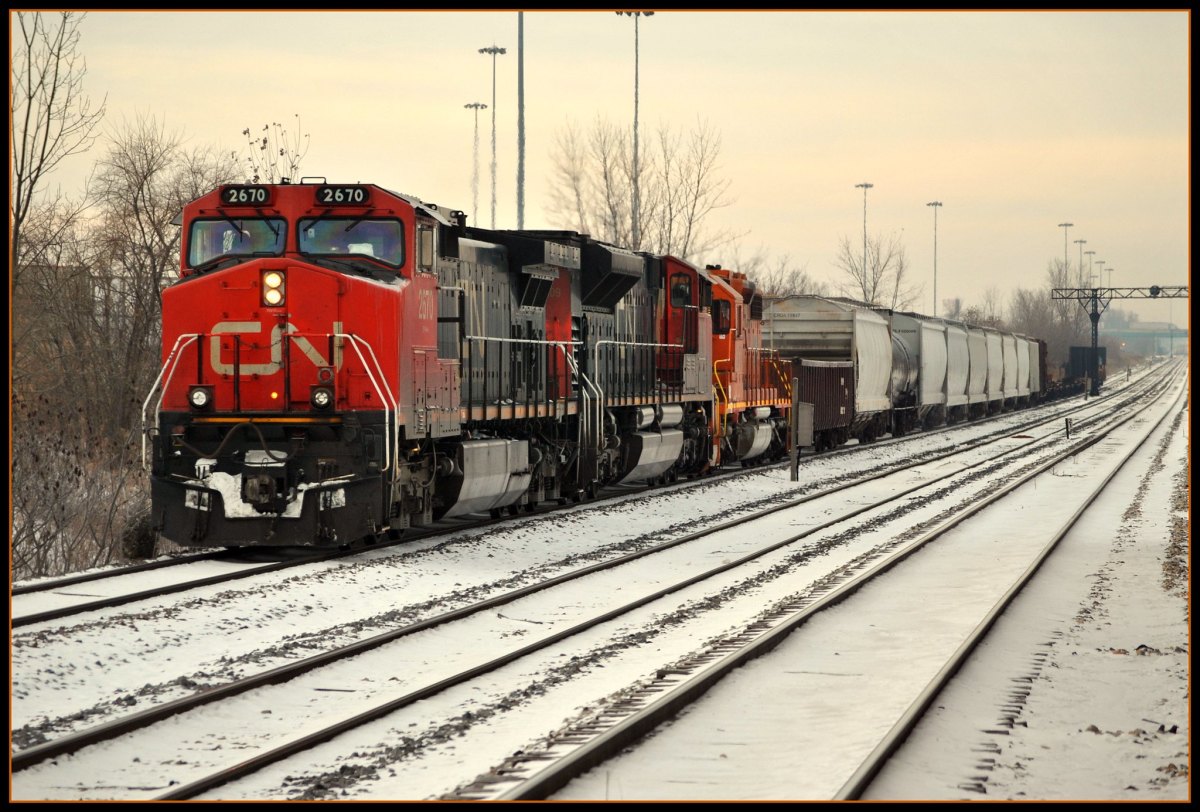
[435,439,533,519]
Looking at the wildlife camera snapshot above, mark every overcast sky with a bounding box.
[40,9,1190,323]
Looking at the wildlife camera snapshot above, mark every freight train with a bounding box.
[761,296,1067,447]
[143,180,1080,551]
[144,181,793,548]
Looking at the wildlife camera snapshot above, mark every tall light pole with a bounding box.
[1084,249,1095,283]
[856,182,873,283]
[617,11,653,249]
[1058,222,1074,275]
[517,13,525,230]
[1074,239,1087,285]
[927,201,942,317]
[1096,259,1105,287]
[464,102,487,226]
[1106,266,1114,288]
[479,44,507,228]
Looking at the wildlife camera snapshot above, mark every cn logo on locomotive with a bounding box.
[209,320,344,376]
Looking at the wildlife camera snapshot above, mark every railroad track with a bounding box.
[445,370,1187,800]
[10,363,1181,801]
[11,363,1169,631]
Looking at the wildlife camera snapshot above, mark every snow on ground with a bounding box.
[864,398,1190,800]
[8,362,1189,800]
[542,371,1190,801]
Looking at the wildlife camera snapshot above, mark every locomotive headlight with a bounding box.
[188,385,214,410]
[310,385,334,410]
[261,270,285,306]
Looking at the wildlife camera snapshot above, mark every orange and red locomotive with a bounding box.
[145,180,792,548]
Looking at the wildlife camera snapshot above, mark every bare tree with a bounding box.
[883,246,923,311]
[544,116,737,262]
[10,11,106,273]
[1003,260,1092,372]
[91,116,239,429]
[725,244,830,297]
[647,118,736,259]
[959,303,1006,331]
[239,115,310,183]
[834,230,917,308]
[11,116,239,578]
[544,121,591,236]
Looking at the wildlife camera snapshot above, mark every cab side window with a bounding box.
[417,224,435,273]
[712,299,732,335]
[669,273,691,308]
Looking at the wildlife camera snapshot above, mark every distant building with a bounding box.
[1103,321,1187,356]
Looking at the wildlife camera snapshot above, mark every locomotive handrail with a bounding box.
[332,333,398,477]
[592,339,683,451]
[141,333,201,470]
[559,345,598,460]
[713,357,732,459]
[462,334,594,449]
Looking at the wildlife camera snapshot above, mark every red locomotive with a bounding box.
[145,180,793,548]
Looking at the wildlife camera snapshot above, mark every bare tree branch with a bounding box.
[544,115,737,262]
[10,11,106,272]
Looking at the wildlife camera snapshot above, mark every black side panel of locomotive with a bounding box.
[454,239,521,408]
[579,240,644,310]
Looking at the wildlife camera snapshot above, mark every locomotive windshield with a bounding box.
[187,217,286,268]
[298,218,405,268]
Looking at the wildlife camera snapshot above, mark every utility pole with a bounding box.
[927,200,942,317]
[464,102,487,226]
[617,11,654,248]
[1058,222,1074,276]
[856,182,873,283]
[517,13,525,229]
[479,44,507,228]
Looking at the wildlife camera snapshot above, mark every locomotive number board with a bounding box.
[316,185,371,206]
[220,185,272,205]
